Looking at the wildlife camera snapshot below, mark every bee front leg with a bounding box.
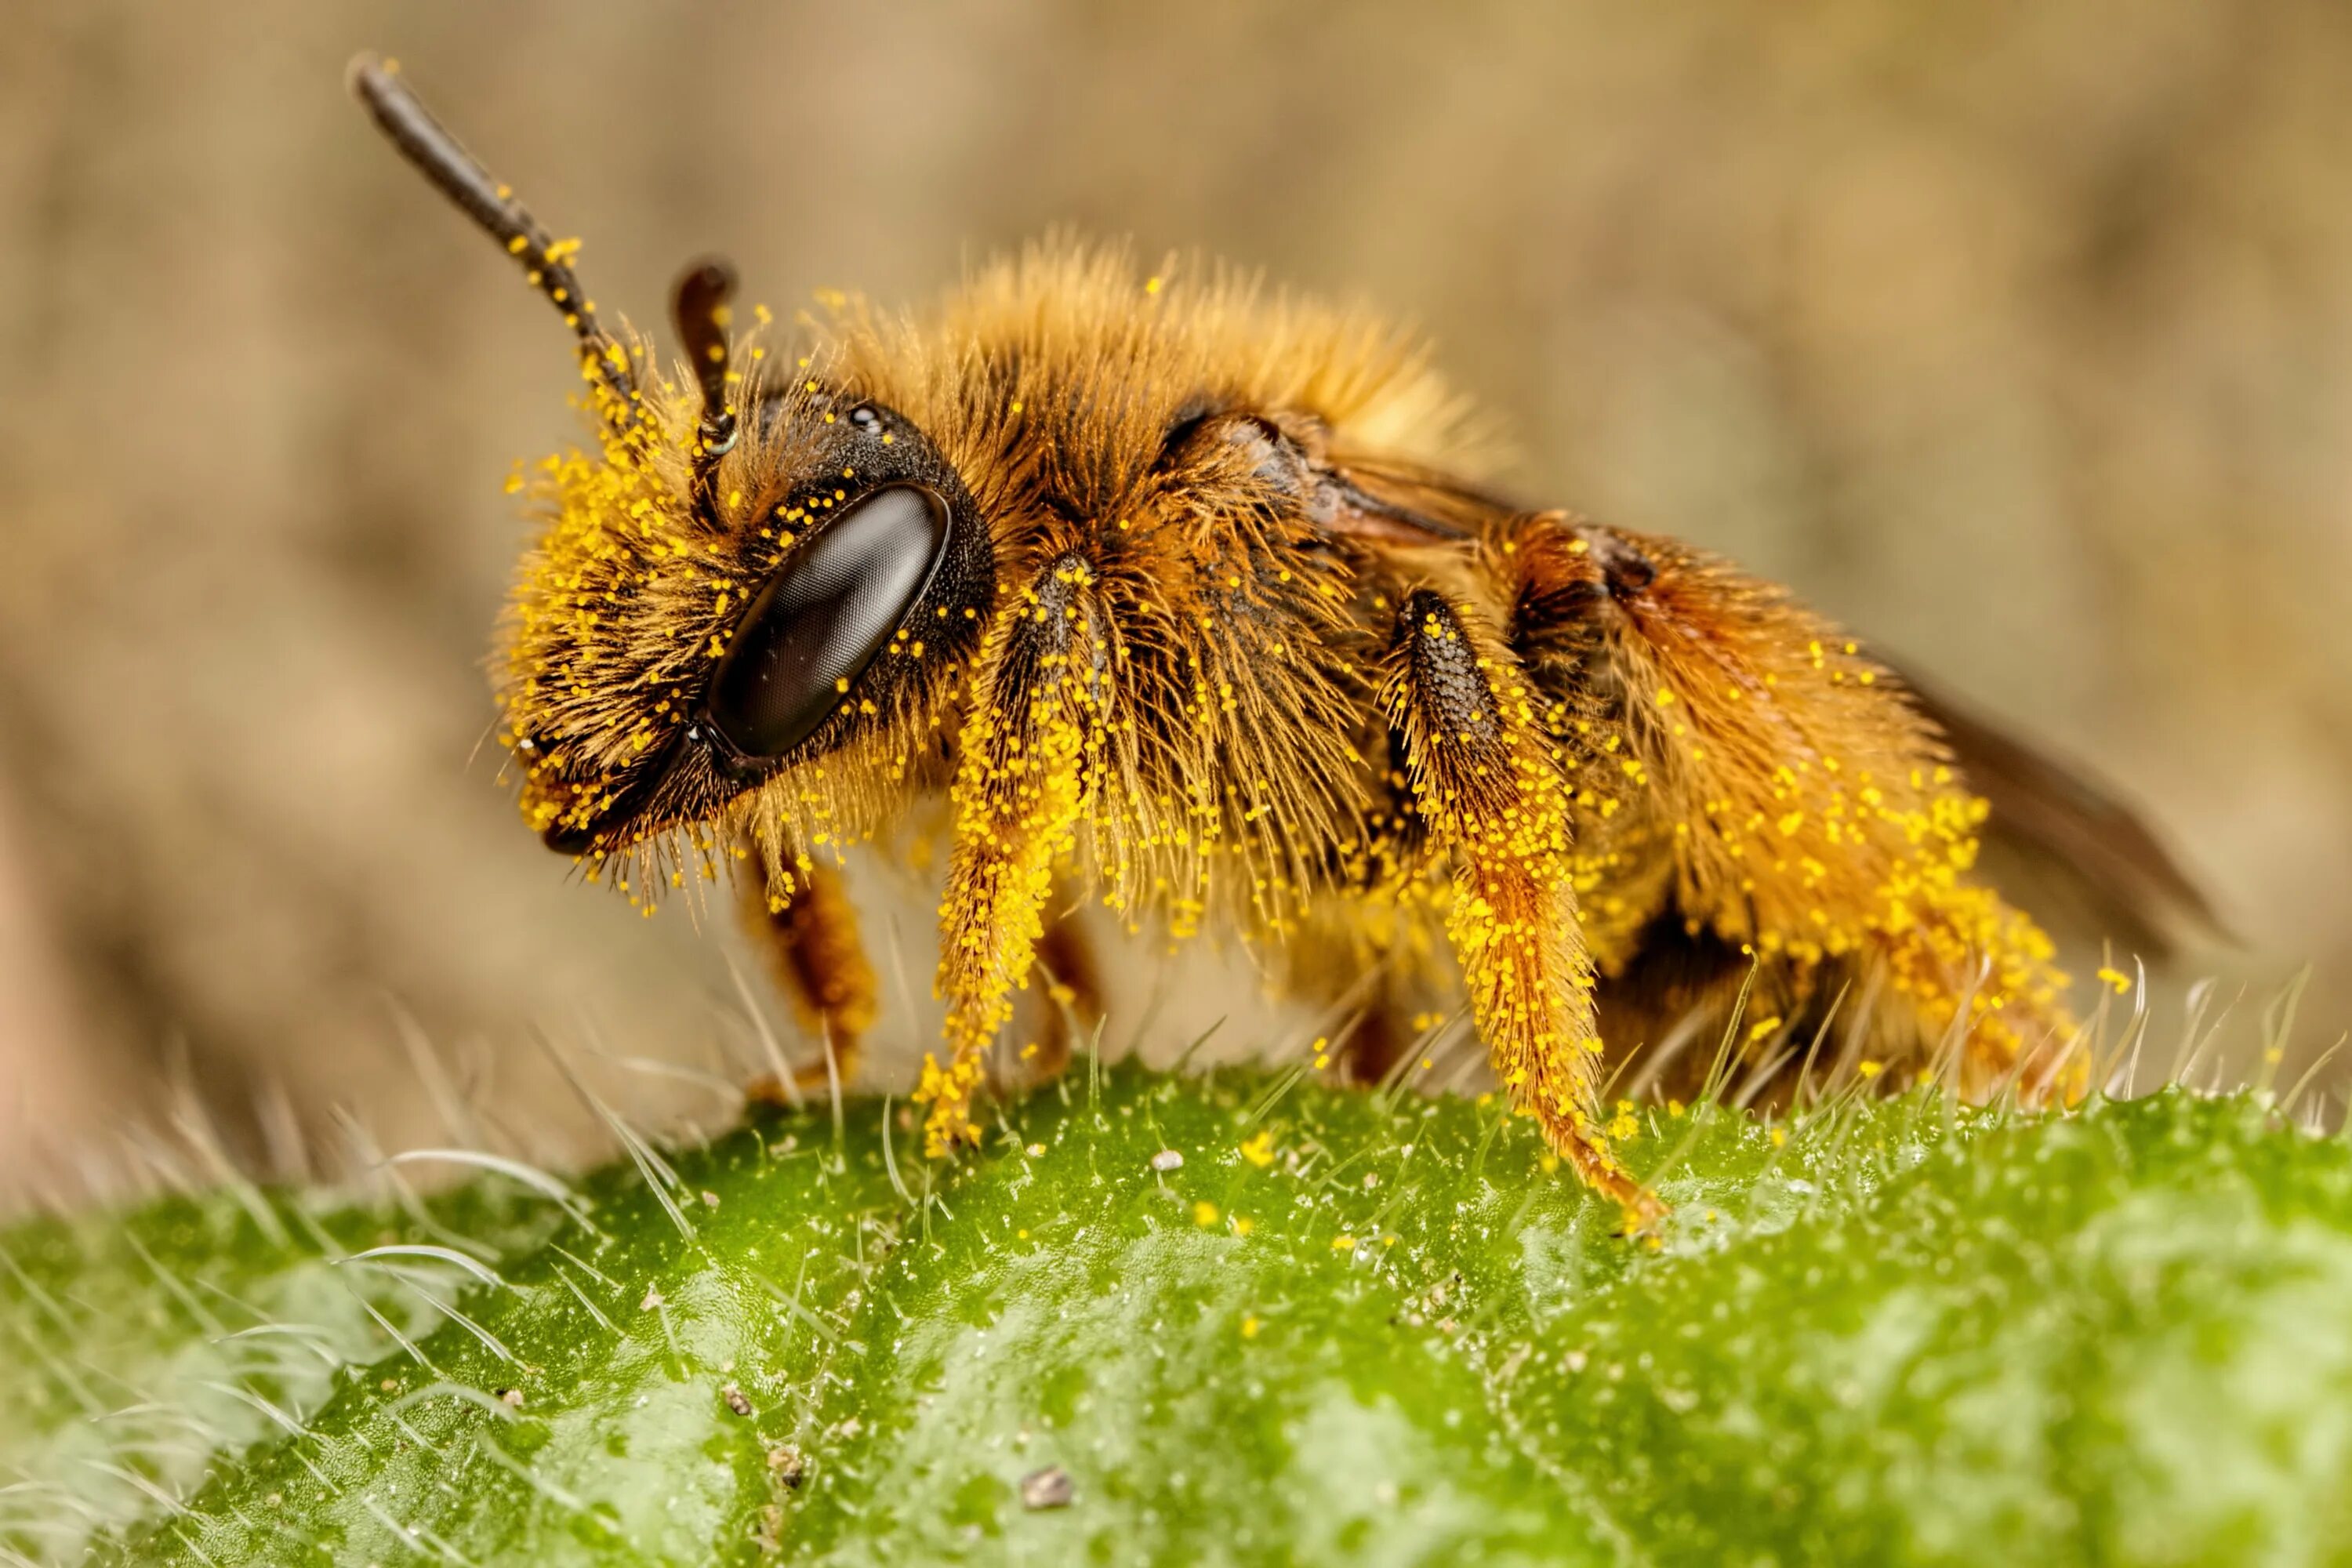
[920,554,1112,1156]
[1383,589,1664,1228]
[739,855,877,1099]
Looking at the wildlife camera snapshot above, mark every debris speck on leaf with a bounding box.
[1020,1465,1076,1510]
[769,1446,806,1488]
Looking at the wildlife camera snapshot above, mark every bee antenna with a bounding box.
[671,257,741,506]
[347,53,639,412]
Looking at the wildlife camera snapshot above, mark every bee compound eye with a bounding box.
[706,483,952,759]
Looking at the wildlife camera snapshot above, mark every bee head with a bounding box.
[350,55,993,871]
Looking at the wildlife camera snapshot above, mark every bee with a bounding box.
[349,56,2211,1225]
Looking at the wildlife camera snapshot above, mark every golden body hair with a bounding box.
[351,57,2207,1225]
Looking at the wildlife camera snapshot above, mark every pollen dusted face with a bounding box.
[499,370,993,875]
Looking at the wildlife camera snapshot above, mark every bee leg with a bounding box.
[1025,896,1105,1082]
[1330,960,1446,1087]
[739,856,877,1102]
[920,553,1112,1155]
[1384,588,1664,1229]
[1336,1002,1409,1086]
[1276,888,1450,1086]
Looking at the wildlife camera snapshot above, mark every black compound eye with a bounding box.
[706,484,952,759]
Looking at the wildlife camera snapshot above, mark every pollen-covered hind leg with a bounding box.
[920,554,1111,1155]
[739,856,877,1101]
[1384,589,1663,1228]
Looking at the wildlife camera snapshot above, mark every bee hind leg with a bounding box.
[1383,587,1664,1229]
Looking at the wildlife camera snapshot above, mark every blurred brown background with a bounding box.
[2,1,2346,1203]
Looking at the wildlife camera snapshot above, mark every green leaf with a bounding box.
[5,1066,2350,1566]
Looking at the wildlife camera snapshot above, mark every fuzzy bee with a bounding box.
[350,56,2209,1225]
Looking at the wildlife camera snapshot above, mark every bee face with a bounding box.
[339,60,1006,870]
[503,379,993,860]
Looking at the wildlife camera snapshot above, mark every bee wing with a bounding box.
[1886,671,2229,960]
[1312,454,1495,544]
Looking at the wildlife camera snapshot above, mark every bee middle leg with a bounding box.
[1383,587,1662,1226]
[1024,889,1106,1082]
[739,856,877,1102]
[1278,893,1454,1087]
